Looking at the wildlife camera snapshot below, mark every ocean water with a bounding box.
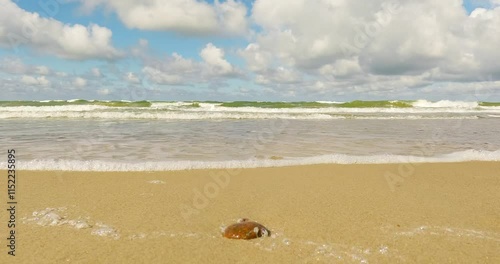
[1,100,500,171]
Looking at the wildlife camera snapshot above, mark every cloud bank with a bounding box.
[1,0,500,100]
[0,0,121,60]
[78,0,249,35]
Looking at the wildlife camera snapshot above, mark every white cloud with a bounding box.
[319,59,363,78]
[173,53,197,71]
[38,76,50,86]
[0,57,29,74]
[56,72,68,77]
[97,88,111,95]
[124,72,140,83]
[142,44,239,85]
[73,77,87,87]
[143,66,183,85]
[3,0,500,101]
[240,0,500,98]
[35,66,50,75]
[239,43,272,73]
[115,0,216,33]
[215,0,249,35]
[0,0,121,60]
[0,57,53,76]
[255,67,301,85]
[200,43,234,75]
[138,39,148,48]
[142,52,196,85]
[21,75,50,86]
[78,0,248,35]
[91,68,102,77]
[21,75,37,85]
[249,0,408,69]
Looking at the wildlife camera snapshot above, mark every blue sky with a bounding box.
[1,0,500,101]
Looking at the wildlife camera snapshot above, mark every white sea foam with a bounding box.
[0,106,498,120]
[147,180,166,184]
[315,101,344,104]
[23,207,92,229]
[24,208,119,239]
[91,223,120,239]
[6,150,500,171]
[395,226,500,242]
[412,100,479,108]
[29,208,65,226]
[1,99,500,120]
[0,105,107,112]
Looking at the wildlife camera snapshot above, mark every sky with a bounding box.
[1,0,500,101]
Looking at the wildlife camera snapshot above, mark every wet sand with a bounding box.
[1,162,499,263]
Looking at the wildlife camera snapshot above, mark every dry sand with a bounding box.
[1,162,499,263]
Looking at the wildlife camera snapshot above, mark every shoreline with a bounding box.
[7,155,500,172]
[1,162,499,263]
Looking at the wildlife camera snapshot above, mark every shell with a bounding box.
[223,219,271,240]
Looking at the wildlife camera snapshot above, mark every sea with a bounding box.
[1,99,500,171]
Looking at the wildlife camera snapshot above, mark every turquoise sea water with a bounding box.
[1,100,500,170]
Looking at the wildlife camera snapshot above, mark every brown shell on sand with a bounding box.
[223,218,271,240]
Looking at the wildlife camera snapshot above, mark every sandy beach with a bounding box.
[3,0,500,263]
[2,162,499,263]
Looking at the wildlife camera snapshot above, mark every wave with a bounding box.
[1,99,500,109]
[219,101,340,108]
[1,100,500,120]
[0,110,345,120]
[0,110,488,120]
[0,100,151,107]
[412,100,479,108]
[166,100,497,109]
[210,100,414,108]
[4,150,499,171]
